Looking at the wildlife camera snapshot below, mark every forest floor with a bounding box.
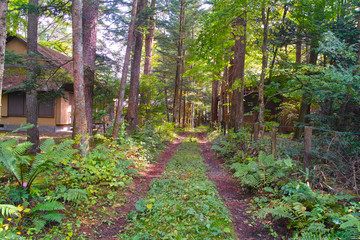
[85,131,277,239]
[82,132,190,239]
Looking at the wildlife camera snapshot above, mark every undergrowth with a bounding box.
[0,123,174,239]
[120,136,235,239]
[211,128,360,239]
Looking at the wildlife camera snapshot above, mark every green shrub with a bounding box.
[230,152,293,191]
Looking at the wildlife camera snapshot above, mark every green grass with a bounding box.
[120,138,235,239]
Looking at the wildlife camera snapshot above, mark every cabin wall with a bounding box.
[0,92,73,132]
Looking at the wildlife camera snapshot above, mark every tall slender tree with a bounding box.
[126,0,147,133]
[230,14,246,132]
[113,0,138,139]
[26,0,40,153]
[144,0,156,75]
[172,0,185,125]
[83,0,98,136]
[72,0,88,155]
[0,0,8,120]
[257,7,270,139]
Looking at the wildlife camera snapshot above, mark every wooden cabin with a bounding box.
[2,36,74,132]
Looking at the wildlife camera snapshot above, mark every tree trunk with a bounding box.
[296,31,302,64]
[258,8,269,139]
[26,0,40,153]
[0,0,8,121]
[126,0,147,133]
[294,44,317,139]
[144,0,156,75]
[211,78,219,126]
[72,0,88,155]
[112,0,138,139]
[82,0,98,136]
[173,0,185,125]
[233,14,246,132]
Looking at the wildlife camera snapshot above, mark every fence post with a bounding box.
[271,126,277,158]
[254,123,259,142]
[304,126,312,171]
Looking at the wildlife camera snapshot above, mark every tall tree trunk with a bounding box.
[26,0,40,153]
[211,78,219,126]
[72,0,88,155]
[182,92,186,128]
[82,0,98,136]
[112,0,138,139]
[173,0,185,125]
[144,0,156,75]
[126,0,147,133]
[230,14,246,132]
[296,31,302,64]
[258,8,269,139]
[356,14,360,65]
[294,43,317,139]
[0,0,8,121]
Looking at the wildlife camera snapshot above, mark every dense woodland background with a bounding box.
[1,0,360,239]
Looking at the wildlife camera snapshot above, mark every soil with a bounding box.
[88,133,189,240]
[197,132,274,240]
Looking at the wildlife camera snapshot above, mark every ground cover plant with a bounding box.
[121,136,236,239]
[211,129,360,239]
[0,125,174,239]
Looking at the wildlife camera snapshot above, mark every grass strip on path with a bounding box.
[119,136,236,239]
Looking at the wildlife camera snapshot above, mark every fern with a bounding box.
[31,201,65,212]
[296,232,330,240]
[340,214,360,231]
[41,211,64,223]
[61,188,88,204]
[0,204,19,217]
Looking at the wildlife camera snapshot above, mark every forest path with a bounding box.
[197,132,272,240]
[94,133,190,239]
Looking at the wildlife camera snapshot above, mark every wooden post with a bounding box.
[271,126,277,157]
[254,123,259,142]
[304,126,312,171]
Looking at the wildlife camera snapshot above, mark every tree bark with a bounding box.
[230,14,246,132]
[173,0,185,125]
[211,78,219,126]
[126,0,147,133]
[294,44,317,139]
[72,0,88,155]
[112,0,138,139]
[0,0,8,121]
[82,0,98,136]
[258,8,270,139]
[296,31,302,64]
[144,0,156,75]
[26,0,40,153]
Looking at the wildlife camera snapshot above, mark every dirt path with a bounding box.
[94,133,189,239]
[197,132,272,240]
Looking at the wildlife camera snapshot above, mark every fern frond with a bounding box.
[298,232,329,240]
[0,204,19,217]
[62,188,88,204]
[40,138,55,153]
[306,222,329,234]
[41,211,64,223]
[33,218,46,232]
[13,142,33,156]
[340,214,360,231]
[31,201,65,213]
[0,139,18,149]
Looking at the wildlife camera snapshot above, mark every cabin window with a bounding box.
[7,92,54,117]
[38,100,54,117]
[8,92,25,116]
